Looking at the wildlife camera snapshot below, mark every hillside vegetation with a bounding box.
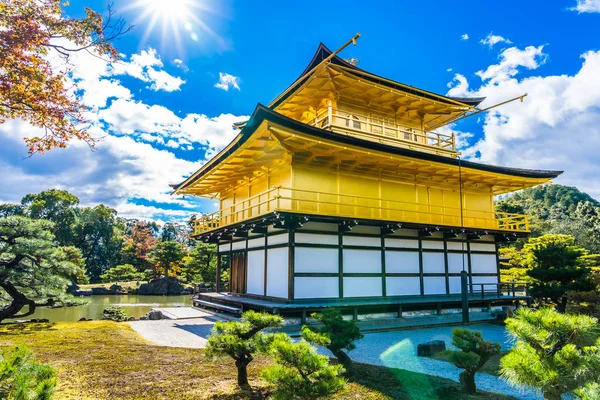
[496,184,600,253]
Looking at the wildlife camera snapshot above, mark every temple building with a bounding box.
[172,37,562,318]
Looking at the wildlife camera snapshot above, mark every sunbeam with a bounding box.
[121,0,225,55]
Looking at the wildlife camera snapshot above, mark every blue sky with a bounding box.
[1,0,600,221]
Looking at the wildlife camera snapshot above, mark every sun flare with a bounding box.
[122,0,224,54]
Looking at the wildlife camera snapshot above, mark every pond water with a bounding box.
[9,295,193,322]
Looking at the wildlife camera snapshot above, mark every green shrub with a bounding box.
[305,308,363,375]
[500,308,600,400]
[206,310,283,388]
[100,264,141,283]
[0,345,57,400]
[263,336,345,400]
[102,306,129,322]
[447,328,500,394]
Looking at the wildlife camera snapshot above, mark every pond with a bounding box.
[9,295,193,322]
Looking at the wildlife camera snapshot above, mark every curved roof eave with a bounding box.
[172,104,563,193]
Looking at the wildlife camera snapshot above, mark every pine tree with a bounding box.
[447,328,501,394]
[0,345,57,400]
[263,333,345,400]
[526,235,593,312]
[304,308,363,375]
[205,310,283,388]
[500,308,600,400]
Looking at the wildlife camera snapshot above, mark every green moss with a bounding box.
[0,322,516,399]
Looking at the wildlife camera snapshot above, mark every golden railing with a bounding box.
[310,107,457,157]
[193,187,529,235]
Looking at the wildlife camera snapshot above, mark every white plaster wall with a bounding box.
[424,277,447,295]
[446,241,466,251]
[472,275,499,285]
[480,235,496,242]
[422,252,445,273]
[449,276,463,294]
[231,240,246,251]
[385,238,419,248]
[218,243,230,253]
[295,277,339,299]
[421,240,444,250]
[343,277,382,297]
[343,249,381,273]
[266,247,288,298]
[295,233,338,245]
[471,254,498,273]
[246,250,264,295]
[295,248,338,273]
[343,235,380,247]
[268,233,289,246]
[385,251,419,273]
[247,237,264,249]
[386,277,421,296]
[448,253,468,273]
[471,275,499,292]
[470,243,496,252]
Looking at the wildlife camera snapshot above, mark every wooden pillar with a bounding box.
[216,253,221,293]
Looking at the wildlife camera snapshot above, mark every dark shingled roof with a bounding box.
[172,104,562,191]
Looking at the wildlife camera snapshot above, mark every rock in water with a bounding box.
[417,340,446,356]
[109,284,125,294]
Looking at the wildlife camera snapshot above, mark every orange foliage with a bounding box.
[0,0,129,154]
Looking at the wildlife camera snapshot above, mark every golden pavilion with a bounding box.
[172,35,561,318]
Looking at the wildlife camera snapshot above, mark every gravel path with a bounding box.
[129,316,221,348]
[322,323,542,400]
[129,315,540,399]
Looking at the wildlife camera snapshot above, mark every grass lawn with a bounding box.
[428,350,507,377]
[78,281,143,290]
[0,322,516,399]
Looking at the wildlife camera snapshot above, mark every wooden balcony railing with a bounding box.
[192,186,530,236]
[310,107,457,157]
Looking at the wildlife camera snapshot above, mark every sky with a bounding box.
[1,0,600,222]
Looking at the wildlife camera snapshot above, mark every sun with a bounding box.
[122,0,225,55]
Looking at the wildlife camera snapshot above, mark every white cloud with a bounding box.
[461,33,469,41]
[475,45,547,84]
[570,0,600,12]
[214,72,241,91]
[0,43,242,221]
[446,68,453,72]
[173,58,189,72]
[447,46,600,199]
[110,48,185,92]
[480,32,512,48]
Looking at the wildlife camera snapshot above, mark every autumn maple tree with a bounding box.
[0,0,130,154]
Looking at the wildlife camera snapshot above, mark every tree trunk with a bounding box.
[330,347,353,376]
[459,371,476,394]
[235,358,250,388]
[541,387,563,400]
[556,297,568,313]
[0,280,34,322]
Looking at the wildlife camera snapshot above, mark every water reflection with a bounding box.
[9,295,193,322]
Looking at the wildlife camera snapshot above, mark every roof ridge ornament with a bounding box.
[268,33,361,109]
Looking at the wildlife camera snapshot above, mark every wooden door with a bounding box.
[230,251,247,294]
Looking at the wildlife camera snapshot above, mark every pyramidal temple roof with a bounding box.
[268,43,486,111]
